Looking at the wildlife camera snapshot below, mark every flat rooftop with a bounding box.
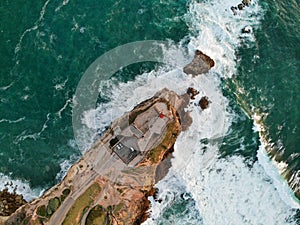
[108,102,171,165]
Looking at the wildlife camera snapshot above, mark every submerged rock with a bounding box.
[242,0,251,6]
[183,50,215,76]
[199,96,210,110]
[238,3,244,10]
[231,6,238,15]
[242,26,252,34]
[187,87,199,100]
[231,0,251,15]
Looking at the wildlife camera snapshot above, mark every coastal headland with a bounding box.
[1,50,214,225]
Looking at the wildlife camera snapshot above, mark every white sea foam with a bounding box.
[56,0,300,223]
[143,120,297,224]
[55,0,70,12]
[54,78,68,91]
[14,0,52,54]
[56,98,72,118]
[257,143,300,208]
[13,113,51,144]
[55,140,80,181]
[289,171,300,195]
[253,117,300,208]
[143,0,298,224]
[75,0,298,223]
[79,65,230,223]
[0,82,15,91]
[55,154,78,181]
[5,0,295,222]
[0,117,25,124]
[169,155,295,224]
[148,175,203,224]
[187,0,263,79]
[142,111,298,223]
[79,65,228,152]
[0,173,42,202]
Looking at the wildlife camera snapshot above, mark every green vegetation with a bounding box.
[44,197,60,217]
[47,197,60,216]
[79,206,90,224]
[60,188,71,202]
[6,209,27,225]
[112,203,124,215]
[36,205,47,217]
[148,120,179,163]
[62,183,101,225]
[23,217,30,225]
[128,98,159,124]
[85,205,110,225]
[36,197,61,221]
[85,203,123,225]
[35,187,72,223]
[62,188,71,196]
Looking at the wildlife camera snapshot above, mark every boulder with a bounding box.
[183,50,215,76]
[199,96,210,110]
[238,3,244,10]
[242,26,252,34]
[186,87,199,100]
[0,188,27,216]
[231,6,238,15]
[242,0,251,6]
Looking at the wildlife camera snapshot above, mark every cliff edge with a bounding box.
[2,49,214,225]
[4,89,191,225]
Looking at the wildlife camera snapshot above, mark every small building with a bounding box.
[109,135,140,165]
[107,102,171,165]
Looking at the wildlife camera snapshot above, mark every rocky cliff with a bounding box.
[3,89,192,225]
[2,49,214,225]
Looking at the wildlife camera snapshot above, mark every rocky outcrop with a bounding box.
[199,96,210,110]
[5,89,192,225]
[242,0,251,6]
[231,0,252,15]
[238,3,244,10]
[183,50,215,76]
[242,26,252,34]
[0,189,26,217]
[2,47,216,224]
[187,87,199,100]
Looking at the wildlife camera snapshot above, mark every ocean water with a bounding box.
[0,0,299,224]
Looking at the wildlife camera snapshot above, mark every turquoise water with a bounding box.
[0,0,188,187]
[233,0,300,196]
[0,0,299,223]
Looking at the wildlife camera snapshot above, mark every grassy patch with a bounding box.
[112,203,124,215]
[60,188,71,202]
[62,183,101,225]
[62,188,71,197]
[148,120,179,163]
[47,197,60,216]
[85,203,123,225]
[36,205,47,217]
[85,205,109,225]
